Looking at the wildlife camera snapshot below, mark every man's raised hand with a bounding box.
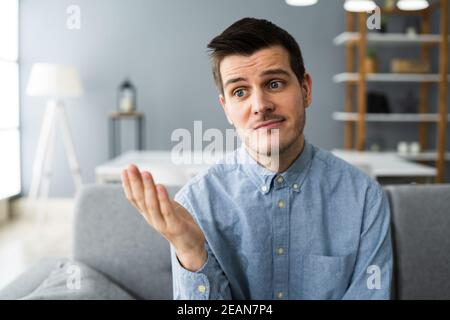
[121,164,207,271]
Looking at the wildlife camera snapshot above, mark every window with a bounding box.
[0,0,20,199]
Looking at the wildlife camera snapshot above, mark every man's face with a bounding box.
[219,45,312,157]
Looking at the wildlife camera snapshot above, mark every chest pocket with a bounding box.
[301,253,355,300]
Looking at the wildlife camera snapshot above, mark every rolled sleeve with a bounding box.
[171,192,232,300]
[170,243,231,300]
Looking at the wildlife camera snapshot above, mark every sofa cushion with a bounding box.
[20,259,134,300]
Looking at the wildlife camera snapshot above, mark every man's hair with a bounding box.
[207,17,306,96]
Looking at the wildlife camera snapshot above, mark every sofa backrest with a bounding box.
[73,183,450,300]
[73,184,177,300]
[385,184,450,300]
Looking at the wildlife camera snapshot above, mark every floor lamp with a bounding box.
[26,63,83,200]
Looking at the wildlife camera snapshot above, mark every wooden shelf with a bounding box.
[334,32,446,46]
[397,151,450,162]
[333,112,450,122]
[109,111,144,118]
[333,73,450,83]
[337,1,448,182]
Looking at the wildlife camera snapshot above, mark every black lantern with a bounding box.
[117,79,136,113]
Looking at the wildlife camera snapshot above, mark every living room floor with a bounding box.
[0,199,73,289]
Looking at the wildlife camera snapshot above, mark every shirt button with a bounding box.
[277,200,285,209]
[277,291,284,299]
[261,185,268,193]
[292,183,299,191]
[276,176,284,184]
[276,247,284,255]
[197,285,206,294]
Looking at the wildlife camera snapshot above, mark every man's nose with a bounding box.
[251,90,274,115]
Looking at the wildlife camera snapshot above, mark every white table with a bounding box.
[95,149,437,186]
[331,149,436,183]
[95,150,225,186]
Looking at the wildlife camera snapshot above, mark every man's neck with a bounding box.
[246,135,305,173]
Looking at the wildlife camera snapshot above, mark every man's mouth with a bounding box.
[253,118,286,130]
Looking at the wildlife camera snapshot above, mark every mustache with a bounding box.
[250,115,286,129]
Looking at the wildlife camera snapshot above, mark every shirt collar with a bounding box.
[237,138,314,194]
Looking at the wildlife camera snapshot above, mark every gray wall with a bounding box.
[19,0,449,197]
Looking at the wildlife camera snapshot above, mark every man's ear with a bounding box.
[301,73,313,108]
[219,94,233,125]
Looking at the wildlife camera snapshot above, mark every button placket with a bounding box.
[273,187,289,300]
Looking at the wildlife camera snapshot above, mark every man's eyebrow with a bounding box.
[260,68,291,77]
[223,68,291,89]
[224,68,291,88]
[224,77,247,89]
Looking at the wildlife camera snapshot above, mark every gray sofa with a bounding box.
[0,183,449,300]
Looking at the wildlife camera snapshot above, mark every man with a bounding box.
[121,17,393,300]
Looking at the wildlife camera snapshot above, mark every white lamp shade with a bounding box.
[344,0,377,12]
[26,63,83,98]
[397,0,429,11]
[285,0,318,6]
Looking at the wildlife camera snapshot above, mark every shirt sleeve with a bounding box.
[170,242,232,300]
[171,191,232,300]
[342,183,393,300]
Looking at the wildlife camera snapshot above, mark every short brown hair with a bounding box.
[207,17,306,96]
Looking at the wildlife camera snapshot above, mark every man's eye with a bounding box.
[269,81,283,89]
[233,89,245,98]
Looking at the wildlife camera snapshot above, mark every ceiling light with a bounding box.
[344,0,377,12]
[397,0,429,11]
[285,0,318,6]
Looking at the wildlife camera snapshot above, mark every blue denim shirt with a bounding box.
[171,139,393,300]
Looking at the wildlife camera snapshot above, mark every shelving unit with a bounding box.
[334,0,449,182]
[332,112,450,122]
[398,151,450,161]
[334,32,448,46]
[333,72,449,82]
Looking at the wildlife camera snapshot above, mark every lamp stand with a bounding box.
[29,99,83,200]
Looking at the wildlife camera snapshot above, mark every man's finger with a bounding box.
[121,169,133,200]
[142,171,165,228]
[156,184,174,221]
[127,164,146,212]
[122,169,140,210]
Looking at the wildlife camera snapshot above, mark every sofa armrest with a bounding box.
[0,258,62,299]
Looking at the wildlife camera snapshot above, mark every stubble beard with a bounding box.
[246,109,305,158]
